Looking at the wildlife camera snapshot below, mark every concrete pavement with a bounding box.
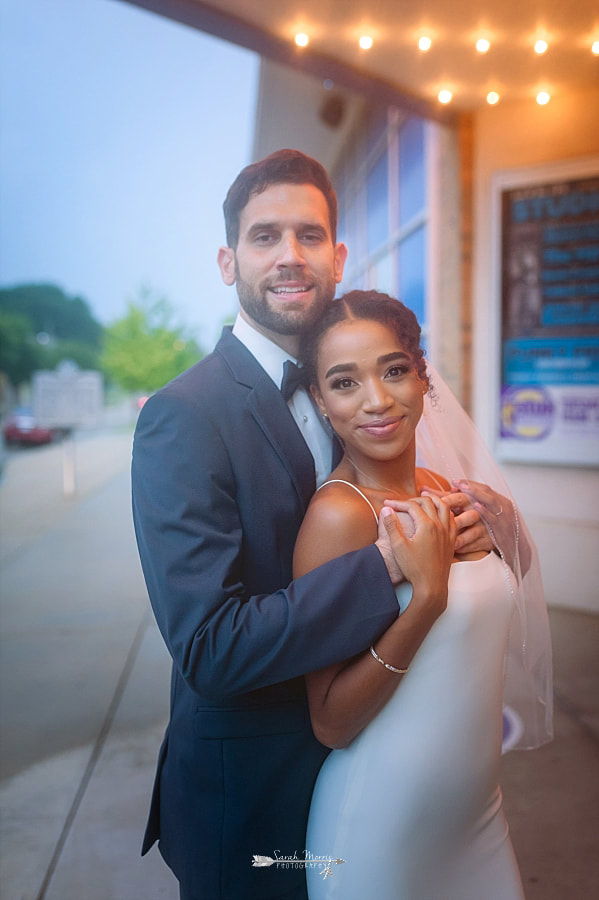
[0,429,177,899]
[0,427,597,899]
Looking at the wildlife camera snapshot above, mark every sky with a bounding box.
[0,0,259,350]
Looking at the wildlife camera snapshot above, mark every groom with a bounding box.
[132,149,492,900]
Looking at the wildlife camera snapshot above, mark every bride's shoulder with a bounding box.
[416,467,450,492]
[314,479,378,524]
[308,479,377,532]
[293,480,378,577]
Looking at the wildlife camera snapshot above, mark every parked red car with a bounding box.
[3,409,53,446]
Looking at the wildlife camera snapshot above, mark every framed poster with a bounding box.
[492,158,599,466]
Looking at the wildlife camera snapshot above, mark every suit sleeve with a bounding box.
[132,388,398,701]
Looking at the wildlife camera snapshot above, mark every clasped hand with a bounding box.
[376,494,456,594]
[444,479,529,574]
[376,480,523,584]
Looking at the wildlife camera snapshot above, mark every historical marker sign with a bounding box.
[32,361,103,429]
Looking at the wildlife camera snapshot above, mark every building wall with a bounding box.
[329,108,468,406]
[471,85,599,612]
[251,58,599,612]
[252,59,365,172]
[428,118,470,404]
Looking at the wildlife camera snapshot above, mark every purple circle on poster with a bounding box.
[501,386,555,440]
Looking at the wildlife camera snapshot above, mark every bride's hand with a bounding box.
[449,479,530,575]
[380,495,456,611]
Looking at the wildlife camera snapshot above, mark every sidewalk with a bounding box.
[0,429,597,899]
[0,430,177,899]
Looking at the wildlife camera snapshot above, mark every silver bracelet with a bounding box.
[369,644,409,675]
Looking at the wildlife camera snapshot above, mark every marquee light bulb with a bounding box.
[359,35,373,50]
[438,89,453,104]
[295,33,309,47]
[534,39,548,54]
[536,91,550,105]
[476,39,490,53]
[418,36,432,52]
[486,91,500,105]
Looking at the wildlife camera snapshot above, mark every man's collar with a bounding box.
[232,314,297,390]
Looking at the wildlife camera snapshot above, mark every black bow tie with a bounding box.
[281,360,308,401]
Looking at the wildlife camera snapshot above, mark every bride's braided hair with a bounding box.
[299,290,429,390]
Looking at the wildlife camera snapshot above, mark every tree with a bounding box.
[0,283,102,347]
[0,310,41,386]
[102,290,201,393]
[0,283,104,388]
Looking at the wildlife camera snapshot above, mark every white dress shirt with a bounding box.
[232,314,333,486]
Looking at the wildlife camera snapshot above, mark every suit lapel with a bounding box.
[332,434,343,468]
[216,329,316,514]
[248,385,316,513]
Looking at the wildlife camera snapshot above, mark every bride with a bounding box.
[293,290,553,900]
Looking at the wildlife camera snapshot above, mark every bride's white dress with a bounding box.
[306,551,525,900]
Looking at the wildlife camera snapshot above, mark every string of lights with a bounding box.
[292,28,599,107]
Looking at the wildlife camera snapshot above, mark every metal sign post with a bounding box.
[32,362,103,496]
[61,427,76,495]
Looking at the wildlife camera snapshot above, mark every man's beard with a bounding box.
[235,262,336,335]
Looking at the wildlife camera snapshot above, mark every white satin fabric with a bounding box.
[305,365,552,899]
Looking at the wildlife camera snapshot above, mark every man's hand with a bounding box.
[378,479,528,577]
[422,480,518,557]
[447,479,530,574]
[448,479,509,548]
[420,485,493,554]
[375,507,407,585]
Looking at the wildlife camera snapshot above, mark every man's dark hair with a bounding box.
[223,149,338,247]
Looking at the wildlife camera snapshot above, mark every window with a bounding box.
[398,226,426,324]
[334,108,429,340]
[367,152,389,254]
[399,118,426,226]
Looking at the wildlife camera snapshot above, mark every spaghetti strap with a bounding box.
[317,479,379,524]
[423,469,447,492]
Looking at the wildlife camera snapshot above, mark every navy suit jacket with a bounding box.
[132,328,398,898]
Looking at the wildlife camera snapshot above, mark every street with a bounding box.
[0,429,177,899]
[0,428,597,899]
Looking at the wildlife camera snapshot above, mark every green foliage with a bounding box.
[0,283,103,347]
[38,339,103,373]
[0,283,104,386]
[102,289,201,393]
[0,310,41,385]
[0,282,199,393]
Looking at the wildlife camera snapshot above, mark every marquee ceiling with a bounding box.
[124,0,599,114]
